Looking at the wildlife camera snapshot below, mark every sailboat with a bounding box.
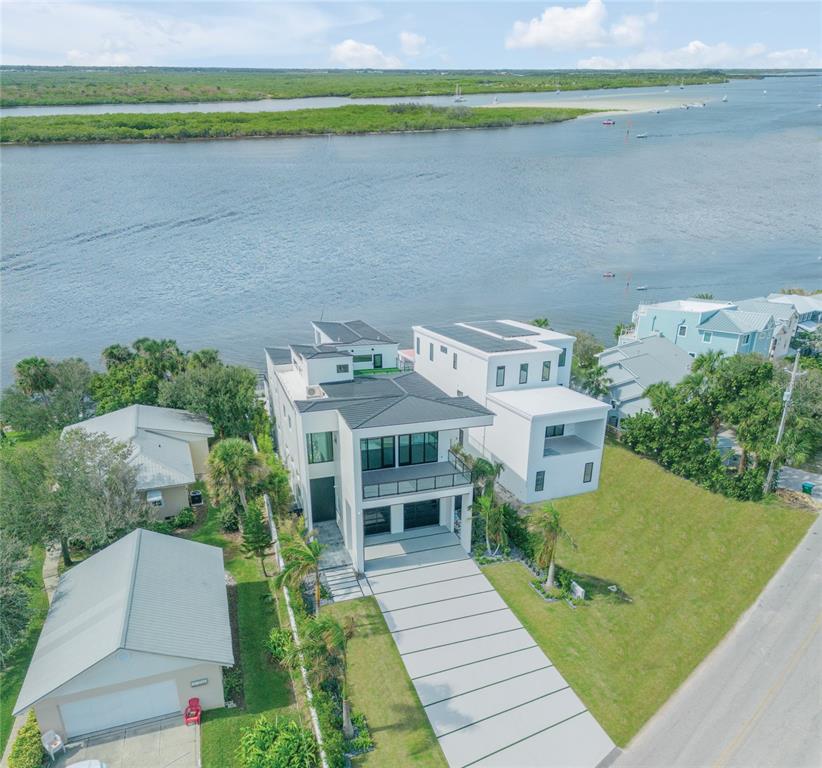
[454,84,466,103]
[679,80,685,89]
[722,95,728,102]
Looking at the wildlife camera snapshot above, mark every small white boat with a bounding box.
[635,133,648,139]
[722,95,728,102]
[636,285,649,291]
[763,89,767,94]
[454,84,466,103]
[680,80,685,89]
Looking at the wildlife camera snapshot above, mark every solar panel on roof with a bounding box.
[462,320,539,337]
[422,324,534,353]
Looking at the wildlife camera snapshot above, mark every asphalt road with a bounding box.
[616,511,822,768]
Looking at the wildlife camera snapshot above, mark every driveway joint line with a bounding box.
[391,607,510,633]
[381,589,497,613]
[400,626,525,656]
[411,644,539,680]
[369,571,482,596]
[423,664,555,707]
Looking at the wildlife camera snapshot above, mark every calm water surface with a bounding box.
[1,76,820,382]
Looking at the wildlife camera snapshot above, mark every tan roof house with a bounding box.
[62,404,214,518]
[13,529,233,739]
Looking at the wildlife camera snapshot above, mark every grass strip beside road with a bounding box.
[326,598,448,768]
[482,444,814,747]
[0,105,592,144]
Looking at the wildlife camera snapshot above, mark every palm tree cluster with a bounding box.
[275,517,326,615]
[527,503,576,590]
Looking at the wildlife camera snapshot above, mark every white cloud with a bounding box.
[506,0,655,51]
[0,2,376,66]
[329,39,402,69]
[506,0,607,50]
[399,31,426,57]
[578,40,820,69]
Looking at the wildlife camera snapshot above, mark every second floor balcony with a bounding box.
[362,449,471,500]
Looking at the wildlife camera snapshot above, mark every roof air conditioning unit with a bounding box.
[306,385,325,399]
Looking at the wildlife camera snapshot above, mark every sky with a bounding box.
[1,1,820,70]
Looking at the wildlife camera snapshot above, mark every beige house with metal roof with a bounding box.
[13,529,233,739]
[62,404,214,518]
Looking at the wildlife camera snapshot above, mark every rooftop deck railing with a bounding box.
[362,449,472,500]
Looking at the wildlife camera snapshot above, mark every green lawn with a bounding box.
[186,505,297,768]
[0,546,48,754]
[326,598,447,768]
[482,444,814,747]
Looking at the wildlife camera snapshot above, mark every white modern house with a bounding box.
[62,404,214,518]
[265,321,494,573]
[411,320,609,503]
[767,292,822,333]
[14,529,233,739]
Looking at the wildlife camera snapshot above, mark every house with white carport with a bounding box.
[13,529,233,740]
[62,404,214,517]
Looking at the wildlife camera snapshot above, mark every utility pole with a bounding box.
[763,351,802,495]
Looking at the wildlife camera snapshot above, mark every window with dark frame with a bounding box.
[307,432,334,464]
[429,343,434,361]
[535,471,545,492]
[542,360,552,381]
[519,363,528,384]
[398,432,438,466]
[583,462,594,483]
[496,366,505,386]
[440,345,448,354]
[558,348,567,367]
[336,364,349,373]
[678,325,687,336]
[360,436,395,471]
[416,337,420,354]
[543,424,565,455]
[453,352,458,369]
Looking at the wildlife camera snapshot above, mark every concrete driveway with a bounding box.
[54,716,197,768]
[363,526,615,768]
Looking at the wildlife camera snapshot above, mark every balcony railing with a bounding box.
[362,449,472,500]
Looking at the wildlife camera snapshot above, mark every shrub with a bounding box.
[237,715,318,768]
[173,507,196,528]
[222,664,243,703]
[9,711,45,768]
[266,628,294,664]
[219,500,241,532]
[145,519,174,536]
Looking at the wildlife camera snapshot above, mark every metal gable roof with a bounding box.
[698,309,773,334]
[14,529,233,715]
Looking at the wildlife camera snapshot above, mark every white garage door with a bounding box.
[59,679,180,737]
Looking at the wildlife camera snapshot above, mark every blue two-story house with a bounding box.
[631,299,774,358]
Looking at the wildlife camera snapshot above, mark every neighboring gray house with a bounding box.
[767,293,822,332]
[62,405,214,518]
[735,298,798,358]
[598,336,694,426]
[13,529,233,739]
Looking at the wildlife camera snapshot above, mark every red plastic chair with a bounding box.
[184,697,201,726]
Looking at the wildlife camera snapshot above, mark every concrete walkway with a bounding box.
[616,511,822,768]
[364,527,615,768]
[0,545,61,768]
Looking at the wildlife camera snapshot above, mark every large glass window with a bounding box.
[543,424,565,456]
[398,432,438,465]
[558,348,567,367]
[542,361,552,381]
[519,363,528,384]
[360,436,395,470]
[496,366,505,386]
[307,432,334,464]
[353,354,372,363]
[364,506,391,535]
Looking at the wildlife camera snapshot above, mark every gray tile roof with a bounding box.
[14,529,233,714]
[698,309,773,334]
[598,336,693,405]
[290,344,353,359]
[461,320,540,337]
[421,324,534,353]
[312,320,395,345]
[265,346,294,365]
[296,372,493,429]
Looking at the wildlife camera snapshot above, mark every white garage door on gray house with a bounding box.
[13,529,234,739]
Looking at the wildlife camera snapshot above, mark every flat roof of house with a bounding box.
[488,386,609,419]
[265,346,294,365]
[462,320,540,337]
[312,320,395,345]
[641,299,736,313]
[420,324,536,353]
[290,343,353,360]
[767,293,822,315]
[14,529,233,715]
[419,321,575,355]
[296,372,493,429]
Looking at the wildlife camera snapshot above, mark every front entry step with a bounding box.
[321,565,365,603]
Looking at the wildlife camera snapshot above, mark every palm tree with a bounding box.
[532,317,550,329]
[207,437,264,517]
[15,357,56,404]
[527,503,576,589]
[275,519,326,615]
[101,344,135,369]
[302,614,357,737]
[473,494,508,554]
[471,457,504,498]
